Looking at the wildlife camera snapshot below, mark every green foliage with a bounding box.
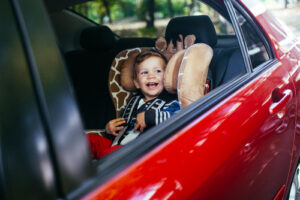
[71,0,190,23]
[119,0,136,17]
[155,1,169,18]
[110,0,137,20]
[114,26,165,37]
[72,1,103,23]
[138,26,157,37]
[71,0,134,23]
[110,4,124,20]
[137,0,147,21]
[70,0,231,37]
[173,0,188,15]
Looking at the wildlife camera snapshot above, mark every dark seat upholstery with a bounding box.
[165,15,217,48]
[165,15,246,89]
[64,26,117,129]
[210,47,246,87]
[117,37,155,50]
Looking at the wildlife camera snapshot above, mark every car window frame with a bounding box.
[228,0,276,72]
[11,0,94,196]
[224,0,279,92]
[1,0,59,199]
[66,0,277,198]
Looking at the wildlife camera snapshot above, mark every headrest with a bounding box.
[109,47,153,117]
[164,43,213,108]
[165,15,217,48]
[80,26,116,51]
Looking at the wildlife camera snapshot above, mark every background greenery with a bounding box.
[69,0,300,37]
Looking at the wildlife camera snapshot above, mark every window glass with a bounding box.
[69,1,234,37]
[233,7,270,68]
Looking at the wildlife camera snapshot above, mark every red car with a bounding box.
[1,0,300,199]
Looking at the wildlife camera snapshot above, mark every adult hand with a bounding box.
[133,112,146,132]
[105,118,126,136]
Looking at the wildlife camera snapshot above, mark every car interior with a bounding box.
[45,0,247,137]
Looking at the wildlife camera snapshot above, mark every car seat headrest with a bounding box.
[80,26,117,51]
[165,15,217,48]
[164,43,213,108]
[108,47,153,117]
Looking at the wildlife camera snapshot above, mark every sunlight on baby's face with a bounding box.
[134,56,166,102]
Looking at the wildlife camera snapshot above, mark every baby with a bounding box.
[87,49,180,159]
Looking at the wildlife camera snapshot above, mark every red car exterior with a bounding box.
[1,0,300,199]
[82,1,300,199]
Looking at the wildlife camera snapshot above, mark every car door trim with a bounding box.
[230,0,275,68]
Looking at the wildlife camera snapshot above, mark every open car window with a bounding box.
[69,1,234,37]
[56,1,249,161]
[231,3,271,69]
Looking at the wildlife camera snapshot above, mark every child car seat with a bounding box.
[86,16,216,134]
[108,41,213,113]
[165,15,246,89]
[108,47,153,117]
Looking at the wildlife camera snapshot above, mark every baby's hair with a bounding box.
[133,49,167,79]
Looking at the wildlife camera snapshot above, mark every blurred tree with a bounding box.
[146,0,155,27]
[188,0,196,15]
[284,0,289,8]
[119,0,136,17]
[137,0,146,23]
[101,0,112,23]
[173,0,187,16]
[168,0,174,17]
[73,3,89,16]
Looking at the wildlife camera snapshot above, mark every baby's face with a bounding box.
[134,56,165,102]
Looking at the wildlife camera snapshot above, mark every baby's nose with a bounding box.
[147,72,156,78]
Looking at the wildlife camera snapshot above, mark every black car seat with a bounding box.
[64,26,117,129]
[210,47,246,87]
[165,15,246,89]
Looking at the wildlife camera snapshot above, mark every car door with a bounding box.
[246,0,300,194]
[195,2,296,199]
[78,1,295,199]
[0,0,93,199]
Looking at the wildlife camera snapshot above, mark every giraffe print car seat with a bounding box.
[108,41,213,116]
[108,47,153,117]
[86,48,151,135]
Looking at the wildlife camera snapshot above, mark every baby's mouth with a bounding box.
[146,82,158,88]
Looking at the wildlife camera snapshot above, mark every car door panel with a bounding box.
[83,60,295,199]
[247,0,300,194]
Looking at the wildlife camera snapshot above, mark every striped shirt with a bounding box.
[112,90,180,146]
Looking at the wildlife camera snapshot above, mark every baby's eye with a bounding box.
[140,71,148,75]
[155,69,162,73]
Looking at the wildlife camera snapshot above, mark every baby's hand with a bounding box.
[133,112,146,132]
[105,118,126,136]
